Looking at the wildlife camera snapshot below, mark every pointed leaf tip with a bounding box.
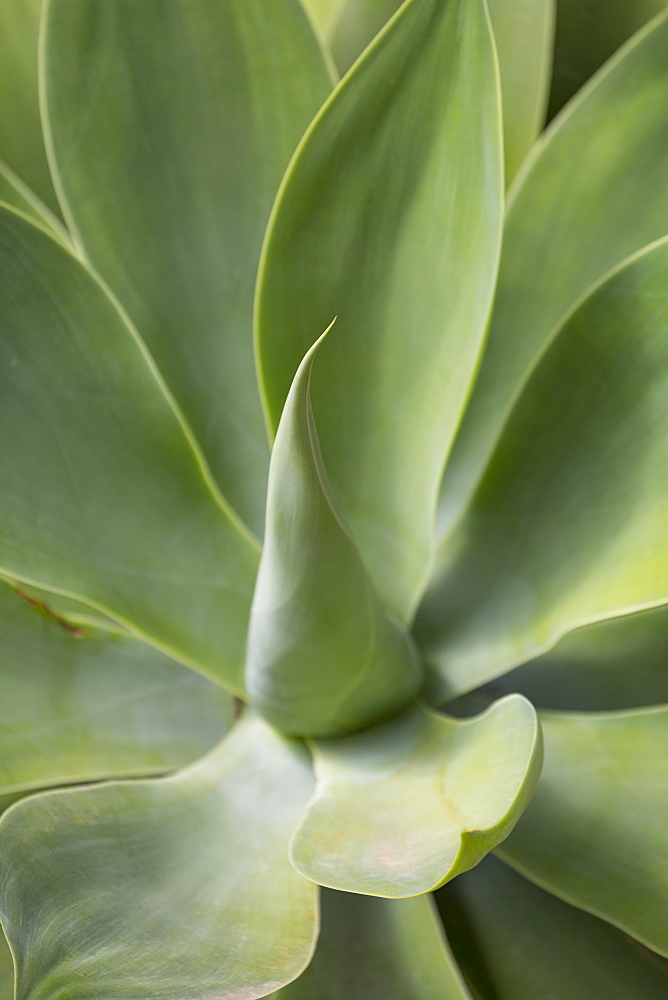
[246,332,422,738]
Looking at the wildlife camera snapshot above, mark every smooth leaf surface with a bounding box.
[419,238,668,700]
[0,580,233,800]
[0,167,66,243]
[43,0,334,536]
[0,714,318,1000]
[437,855,668,999]
[438,10,668,537]
[304,0,344,34]
[0,0,60,215]
[257,0,502,620]
[0,206,258,694]
[0,932,13,1000]
[290,697,542,897]
[549,0,668,117]
[246,335,421,737]
[498,706,668,957]
[271,890,471,999]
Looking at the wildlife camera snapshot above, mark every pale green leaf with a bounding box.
[0,206,259,694]
[437,854,668,999]
[0,713,317,1000]
[498,706,668,957]
[43,0,334,536]
[271,890,472,999]
[0,164,67,243]
[290,697,542,897]
[438,10,668,537]
[419,238,668,700]
[303,0,344,34]
[327,0,401,72]
[0,579,233,801]
[0,0,60,216]
[257,0,502,621]
[246,334,421,737]
[549,0,668,117]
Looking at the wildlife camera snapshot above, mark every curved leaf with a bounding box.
[43,0,334,536]
[0,931,13,1000]
[304,0,344,34]
[437,854,668,999]
[271,890,472,999]
[246,334,421,737]
[0,579,233,801]
[290,697,542,897]
[498,706,668,957]
[0,713,317,1000]
[549,0,667,117]
[419,238,668,700]
[0,165,66,242]
[0,205,258,694]
[0,0,60,215]
[257,0,502,620]
[438,10,668,537]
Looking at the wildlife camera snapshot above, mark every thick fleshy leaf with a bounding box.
[437,854,668,998]
[326,0,400,71]
[487,604,668,711]
[246,335,421,738]
[271,890,472,999]
[0,165,66,242]
[498,706,668,957]
[0,206,259,693]
[0,580,233,801]
[43,0,334,536]
[0,931,13,1000]
[419,238,668,700]
[257,0,502,620]
[0,0,60,215]
[0,713,318,1000]
[290,697,542,897]
[549,0,667,117]
[438,10,668,537]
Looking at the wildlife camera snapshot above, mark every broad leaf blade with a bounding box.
[43,0,334,536]
[0,580,233,800]
[419,238,668,699]
[290,697,542,896]
[0,206,258,694]
[0,714,317,1000]
[271,890,472,999]
[246,334,421,737]
[438,10,668,537]
[498,706,668,957]
[257,0,502,620]
[437,854,668,998]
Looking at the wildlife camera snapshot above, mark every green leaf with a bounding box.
[0,931,13,1000]
[257,0,502,621]
[487,604,668,711]
[43,0,334,537]
[437,854,668,999]
[304,0,344,34]
[0,205,258,694]
[0,163,67,243]
[419,238,668,700]
[549,0,668,117]
[497,706,668,957]
[0,0,61,217]
[0,579,233,801]
[290,697,542,897]
[438,9,668,537]
[327,0,401,72]
[246,333,421,737]
[271,889,472,999]
[0,713,318,1000]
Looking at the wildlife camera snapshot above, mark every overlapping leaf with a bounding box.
[0,206,258,693]
[438,10,668,536]
[419,238,668,699]
[271,890,471,999]
[257,0,502,621]
[290,697,542,896]
[0,580,233,802]
[498,706,668,956]
[43,0,334,535]
[0,932,12,1000]
[437,855,668,998]
[246,334,421,737]
[0,714,318,1000]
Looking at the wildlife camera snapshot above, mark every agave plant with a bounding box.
[0,0,667,997]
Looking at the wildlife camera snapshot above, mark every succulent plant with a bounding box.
[0,0,667,997]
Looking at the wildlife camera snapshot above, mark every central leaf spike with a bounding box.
[246,327,423,737]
